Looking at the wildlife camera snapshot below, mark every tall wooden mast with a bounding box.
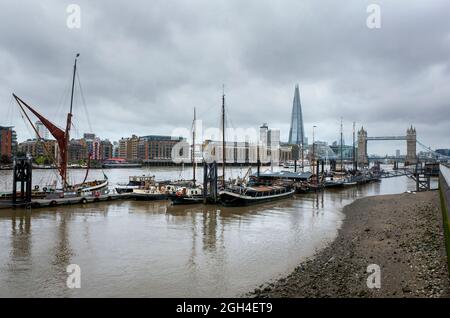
[352,121,356,171]
[222,87,226,188]
[192,107,196,186]
[340,117,343,171]
[13,53,80,190]
[63,53,80,189]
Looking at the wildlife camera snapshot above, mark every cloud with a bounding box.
[0,0,449,155]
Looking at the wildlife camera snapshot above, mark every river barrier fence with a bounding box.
[439,163,450,275]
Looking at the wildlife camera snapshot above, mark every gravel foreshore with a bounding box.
[251,191,450,298]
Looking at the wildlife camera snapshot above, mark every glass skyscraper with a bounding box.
[288,84,306,146]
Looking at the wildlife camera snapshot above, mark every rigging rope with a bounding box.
[55,72,73,128]
[75,68,108,181]
[6,94,14,126]
[16,103,61,184]
[76,69,94,133]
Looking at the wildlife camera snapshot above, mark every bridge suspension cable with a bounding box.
[416,140,450,159]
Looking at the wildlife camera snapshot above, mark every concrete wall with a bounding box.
[439,164,450,275]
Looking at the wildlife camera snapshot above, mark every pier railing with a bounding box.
[439,163,450,275]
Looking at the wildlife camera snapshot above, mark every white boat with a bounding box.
[77,178,109,194]
[168,185,204,205]
[115,175,157,194]
[130,187,167,201]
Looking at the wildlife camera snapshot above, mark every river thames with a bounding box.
[0,166,417,297]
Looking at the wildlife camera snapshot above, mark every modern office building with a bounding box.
[436,149,450,157]
[330,143,354,160]
[259,123,280,163]
[35,120,50,140]
[288,84,306,147]
[313,141,338,160]
[101,139,113,160]
[112,141,119,158]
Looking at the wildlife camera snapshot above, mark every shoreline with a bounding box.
[250,191,450,298]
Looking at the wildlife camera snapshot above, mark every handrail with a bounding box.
[440,164,450,184]
[439,164,450,276]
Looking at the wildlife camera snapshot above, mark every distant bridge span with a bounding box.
[366,136,407,141]
[358,126,417,166]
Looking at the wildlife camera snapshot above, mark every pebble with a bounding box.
[247,192,450,298]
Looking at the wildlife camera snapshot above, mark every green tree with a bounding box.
[34,155,45,165]
[0,154,12,164]
[15,151,26,158]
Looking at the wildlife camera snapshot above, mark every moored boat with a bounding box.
[167,107,204,205]
[130,188,167,201]
[219,184,295,206]
[115,175,159,194]
[324,178,345,188]
[168,186,204,205]
[75,177,109,194]
[12,54,108,199]
[0,189,48,200]
[102,158,142,168]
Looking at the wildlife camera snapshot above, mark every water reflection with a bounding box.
[9,211,32,269]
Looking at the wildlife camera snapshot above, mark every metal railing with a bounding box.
[439,163,450,275]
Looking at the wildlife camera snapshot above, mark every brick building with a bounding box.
[18,139,57,161]
[137,135,183,161]
[0,126,17,161]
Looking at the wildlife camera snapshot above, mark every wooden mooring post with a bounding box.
[12,157,33,205]
[413,162,432,192]
[203,161,218,204]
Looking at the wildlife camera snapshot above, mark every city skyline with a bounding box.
[1,1,449,155]
[4,118,442,159]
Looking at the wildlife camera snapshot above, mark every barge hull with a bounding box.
[219,190,295,207]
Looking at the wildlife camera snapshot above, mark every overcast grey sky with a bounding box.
[1,0,449,155]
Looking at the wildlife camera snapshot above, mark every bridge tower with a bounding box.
[357,126,368,166]
[405,125,417,165]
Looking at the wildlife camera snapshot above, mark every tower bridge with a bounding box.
[357,126,418,166]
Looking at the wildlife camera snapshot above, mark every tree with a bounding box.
[15,151,26,158]
[0,154,12,165]
[35,155,46,165]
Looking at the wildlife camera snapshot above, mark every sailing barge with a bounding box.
[12,54,108,197]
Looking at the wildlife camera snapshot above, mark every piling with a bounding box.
[12,157,32,205]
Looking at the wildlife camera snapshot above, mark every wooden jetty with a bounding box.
[1,192,131,210]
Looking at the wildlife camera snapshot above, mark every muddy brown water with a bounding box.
[0,166,419,297]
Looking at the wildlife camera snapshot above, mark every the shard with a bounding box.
[288,84,306,146]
